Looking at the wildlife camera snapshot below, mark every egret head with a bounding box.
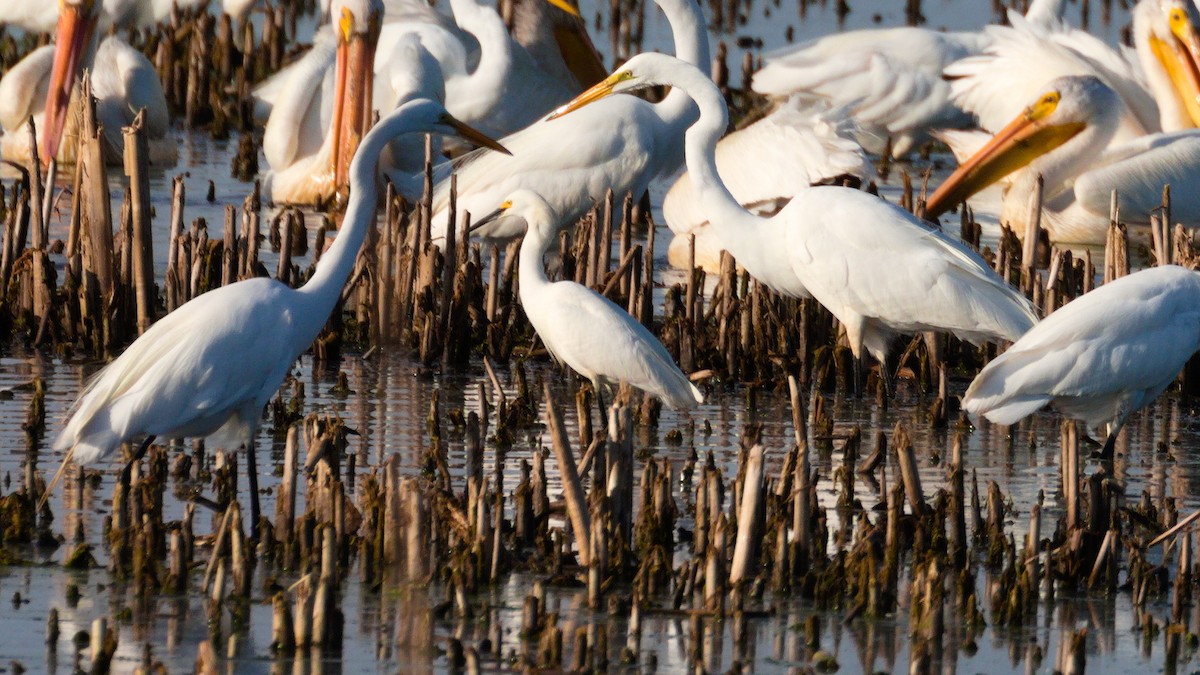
[350,99,507,200]
[547,52,683,119]
[470,189,559,241]
[925,75,1117,219]
[1136,0,1200,126]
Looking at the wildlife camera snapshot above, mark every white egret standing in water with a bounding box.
[475,189,703,412]
[44,101,510,518]
[549,53,1038,377]
[964,265,1200,460]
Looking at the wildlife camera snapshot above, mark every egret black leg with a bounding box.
[878,356,893,400]
[595,384,609,433]
[119,435,156,485]
[1095,433,1117,462]
[245,438,260,540]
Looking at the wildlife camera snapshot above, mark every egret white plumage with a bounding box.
[963,265,1200,460]
[263,0,384,204]
[662,97,874,273]
[477,189,702,410]
[550,53,1038,371]
[0,0,172,165]
[43,99,509,505]
[428,0,709,246]
[926,75,1200,244]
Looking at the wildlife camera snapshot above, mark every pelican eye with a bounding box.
[1027,92,1060,121]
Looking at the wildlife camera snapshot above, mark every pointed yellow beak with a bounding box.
[42,0,98,163]
[544,0,581,18]
[547,70,631,120]
[925,93,1085,218]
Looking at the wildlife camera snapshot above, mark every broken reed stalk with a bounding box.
[543,382,591,567]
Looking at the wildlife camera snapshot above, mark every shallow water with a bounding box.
[0,0,1192,673]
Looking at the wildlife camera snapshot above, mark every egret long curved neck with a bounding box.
[450,0,513,118]
[300,101,431,322]
[518,217,556,293]
[658,0,710,125]
[659,60,766,263]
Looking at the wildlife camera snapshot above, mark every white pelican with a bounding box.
[662,97,874,273]
[943,0,1200,157]
[963,265,1200,460]
[427,0,709,246]
[550,53,1038,370]
[253,0,596,138]
[45,98,509,502]
[925,76,1200,244]
[0,0,172,165]
[475,189,703,410]
[749,0,1065,157]
[263,0,384,205]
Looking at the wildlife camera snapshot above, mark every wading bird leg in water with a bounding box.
[117,436,157,487]
[1093,423,1122,463]
[594,383,609,433]
[244,439,260,539]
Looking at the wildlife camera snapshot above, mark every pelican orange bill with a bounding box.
[925,92,1085,219]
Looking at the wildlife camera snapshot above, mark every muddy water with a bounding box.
[1,0,1191,673]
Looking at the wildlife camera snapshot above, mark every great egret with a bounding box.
[263,0,385,204]
[427,0,709,246]
[550,53,1038,371]
[661,97,874,273]
[44,100,509,505]
[477,189,703,410]
[963,265,1200,459]
[749,0,1065,157]
[0,0,172,165]
[925,76,1200,244]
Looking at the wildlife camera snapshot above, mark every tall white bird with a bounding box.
[263,0,385,205]
[550,53,1039,371]
[963,265,1200,460]
[0,0,172,165]
[43,99,509,505]
[662,97,874,273]
[477,189,703,410]
[749,0,1066,157]
[428,0,709,246]
[925,76,1200,244]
